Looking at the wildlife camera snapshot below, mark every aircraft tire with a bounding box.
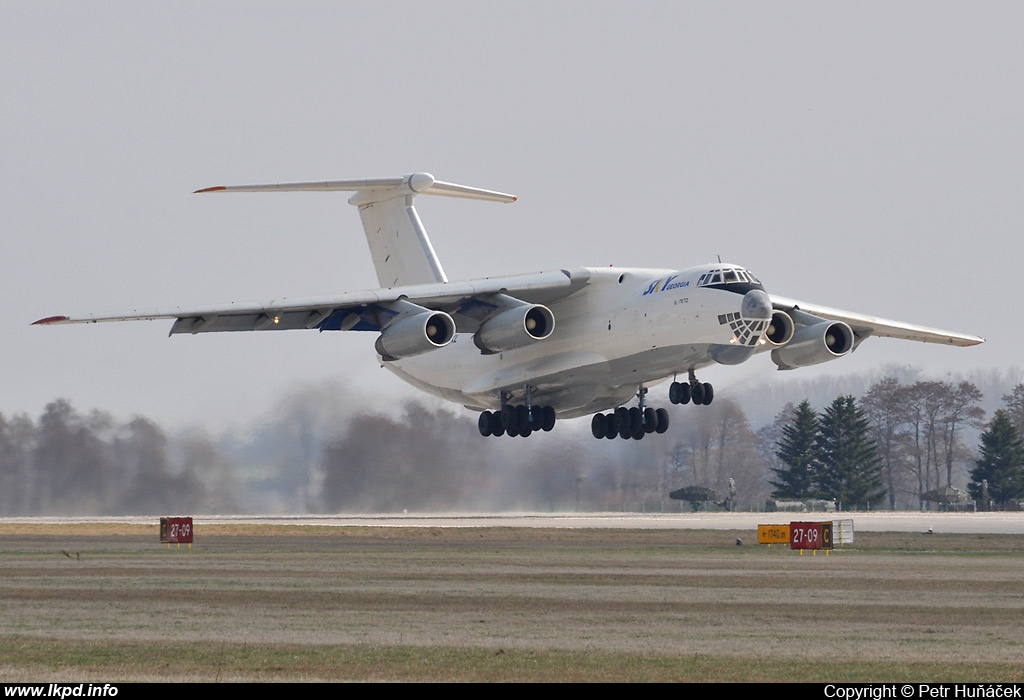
[643,407,657,433]
[629,407,642,432]
[679,382,691,404]
[542,406,556,431]
[591,413,606,438]
[478,411,494,437]
[614,407,631,431]
[702,383,714,405]
[655,408,670,433]
[500,405,517,431]
[604,414,617,439]
[691,382,705,405]
[530,408,544,432]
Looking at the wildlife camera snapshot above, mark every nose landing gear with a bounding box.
[669,370,714,406]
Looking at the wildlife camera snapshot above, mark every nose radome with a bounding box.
[741,289,772,320]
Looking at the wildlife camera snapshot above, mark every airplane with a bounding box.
[34,172,985,440]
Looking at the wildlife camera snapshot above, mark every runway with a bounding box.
[4,511,1023,533]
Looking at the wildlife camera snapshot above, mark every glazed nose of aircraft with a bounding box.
[741,289,772,321]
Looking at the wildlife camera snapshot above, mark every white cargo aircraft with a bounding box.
[35,172,984,440]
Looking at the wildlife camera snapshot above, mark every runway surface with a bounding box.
[3,511,1023,533]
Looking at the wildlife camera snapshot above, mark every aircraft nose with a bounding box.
[741,289,772,320]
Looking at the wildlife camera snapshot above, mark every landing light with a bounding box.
[273,316,280,324]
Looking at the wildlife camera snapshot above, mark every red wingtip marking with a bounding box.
[194,186,227,194]
[32,315,70,325]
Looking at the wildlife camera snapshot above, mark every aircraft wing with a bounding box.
[769,295,985,347]
[32,269,590,335]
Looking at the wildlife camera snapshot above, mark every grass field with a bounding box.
[2,523,1023,682]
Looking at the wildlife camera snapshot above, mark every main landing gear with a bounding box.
[478,389,556,438]
[590,388,669,440]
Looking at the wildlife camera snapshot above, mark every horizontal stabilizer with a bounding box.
[195,172,516,205]
[195,172,516,287]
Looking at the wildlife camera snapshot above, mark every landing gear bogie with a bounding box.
[670,374,714,406]
[592,386,671,440]
[480,402,558,438]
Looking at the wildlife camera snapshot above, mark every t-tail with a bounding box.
[195,172,517,288]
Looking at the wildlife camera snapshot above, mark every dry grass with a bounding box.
[2,524,1023,682]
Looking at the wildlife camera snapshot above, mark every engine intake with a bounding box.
[375,311,455,361]
[764,310,796,347]
[770,320,854,370]
[474,304,555,354]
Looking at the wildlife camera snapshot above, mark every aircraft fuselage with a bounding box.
[387,263,771,418]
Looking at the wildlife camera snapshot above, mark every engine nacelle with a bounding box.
[474,304,555,354]
[764,310,796,347]
[770,320,854,370]
[375,311,455,361]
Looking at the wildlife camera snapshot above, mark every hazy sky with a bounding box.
[3,2,1021,431]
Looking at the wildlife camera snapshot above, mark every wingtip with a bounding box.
[194,186,227,194]
[32,315,69,326]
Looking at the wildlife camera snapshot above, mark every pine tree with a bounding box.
[815,395,886,510]
[969,410,1024,508]
[770,400,820,500]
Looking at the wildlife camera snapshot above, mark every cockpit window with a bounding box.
[697,267,762,288]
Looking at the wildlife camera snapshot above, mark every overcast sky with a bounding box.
[3,2,1021,431]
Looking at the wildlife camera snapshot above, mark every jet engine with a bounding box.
[764,310,796,347]
[474,304,555,354]
[770,320,854,370]
[375,310,456,361]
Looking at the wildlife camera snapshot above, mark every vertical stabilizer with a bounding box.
[354,181,449,287]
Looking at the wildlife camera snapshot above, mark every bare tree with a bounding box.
[939,381,985,489]
[669,398,765,509]
[862,378,914,509]
[0,413,34,515]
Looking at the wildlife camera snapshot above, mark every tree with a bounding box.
[861,377,911,509]
[32,400,113,514]
[1002,384,1024,437]
[899,381,950,508]
[815,395,886,510]
[938,381,985,489]
[969,410,1024,508]
[770,400,820,500]
[116,417,206,515]
[319,401,477,512]
[0,413,34,516]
